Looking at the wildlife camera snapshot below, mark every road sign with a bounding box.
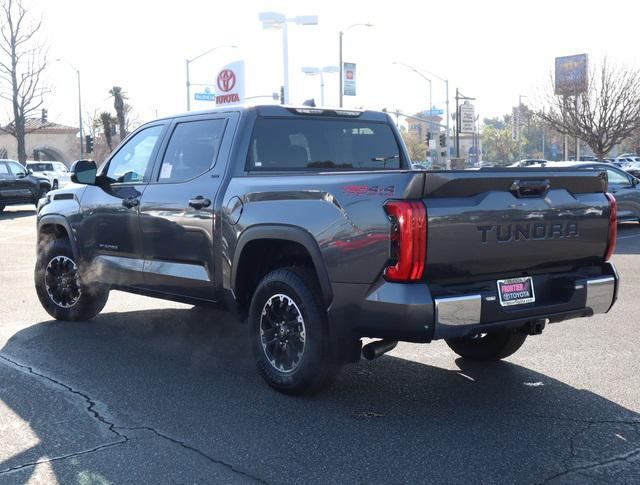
[459,101,475,134]
[194,87,216,101]
[512,106,520,141]
[423,108,444,117]
[343,62,356,96]
[555,54,588,95]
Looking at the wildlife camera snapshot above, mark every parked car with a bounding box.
[0,159,51,212]
[25,161,71,190]
[35,106,618,394]
[507,158,548,167]
[525,161,640,222]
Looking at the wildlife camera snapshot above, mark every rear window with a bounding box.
[248,118,402,171]
[28,163,54,171]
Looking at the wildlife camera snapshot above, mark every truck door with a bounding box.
[7,161,35,202]
[77,123,166,286]
[138,112,237,301]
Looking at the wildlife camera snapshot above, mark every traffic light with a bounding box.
[85,135,94,153]
[439,134,446,147]
[41,109,47,123]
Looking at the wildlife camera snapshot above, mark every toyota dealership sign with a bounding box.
[215,60,244,106]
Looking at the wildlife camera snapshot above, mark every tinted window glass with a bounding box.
[158,119,226,182]
[28,163,54,172]
[106,125,163,183]
[248,118,401,170]
[607,168,630,185]
[8,162,26,176]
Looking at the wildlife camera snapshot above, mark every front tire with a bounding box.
[249,267,340,395]
[445,330,527,361]
[35,238,109,321]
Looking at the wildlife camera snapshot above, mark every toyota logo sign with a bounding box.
[217,69,236,92]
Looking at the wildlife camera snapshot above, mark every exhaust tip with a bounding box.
[362,340,398,360]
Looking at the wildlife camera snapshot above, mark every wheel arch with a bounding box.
[37,215,79,260]
[231,224,333,309]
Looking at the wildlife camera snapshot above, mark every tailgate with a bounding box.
[423,169,611,284]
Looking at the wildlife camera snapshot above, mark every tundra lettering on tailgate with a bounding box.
[477,222,579,243]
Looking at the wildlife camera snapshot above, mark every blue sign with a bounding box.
[194,86,216,101]
[423,108,444,117]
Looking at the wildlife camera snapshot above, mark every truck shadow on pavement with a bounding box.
[1,306,639,484]
[0,207,36,220]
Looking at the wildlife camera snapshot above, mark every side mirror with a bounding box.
[26,168,33,175]
[70,159,97,185]
[633,177,639,187]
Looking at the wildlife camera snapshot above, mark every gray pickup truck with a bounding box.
[34,105,619,394]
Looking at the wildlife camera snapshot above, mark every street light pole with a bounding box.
[393,61,450,160]
[56,59,83,159]
[338,23,373,107]
[76,68,83,159]
[339,31,343,107]
[282,22,290,104]
[260,13,319,105]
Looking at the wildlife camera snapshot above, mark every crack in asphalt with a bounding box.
[0,442,125,475]
[539,446,640,483]
[0,352,268,483]
[533,417,640,484]
[115,426,270,485]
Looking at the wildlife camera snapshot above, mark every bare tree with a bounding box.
[538,59,640,160]
[0,0,48,163]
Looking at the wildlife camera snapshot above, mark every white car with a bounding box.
[25,161,71,190]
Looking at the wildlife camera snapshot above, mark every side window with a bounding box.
[0,162,8,175]
[8,162,26,176]
[105,125,163,183]
[607,168,630,185]
[158,119,226,183]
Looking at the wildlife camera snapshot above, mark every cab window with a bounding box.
[8,162,26,176]
[606,168,630,185]
[158,119,226,183]
[105,125,163,183]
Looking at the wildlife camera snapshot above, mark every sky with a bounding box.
[13,0,640,130]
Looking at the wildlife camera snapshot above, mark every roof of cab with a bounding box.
[153,104,390,123]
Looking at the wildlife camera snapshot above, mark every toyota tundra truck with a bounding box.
[34,105,619,394]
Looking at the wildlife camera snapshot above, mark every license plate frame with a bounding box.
[497,276,535,307]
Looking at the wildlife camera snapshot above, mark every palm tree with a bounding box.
[99,112,113,150]
[109,86,127,141]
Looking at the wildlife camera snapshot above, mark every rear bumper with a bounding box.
[328,262,618,343]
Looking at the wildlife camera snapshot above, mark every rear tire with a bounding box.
[35,238,109,321]
[445,330,527,361]
[249,267,340,395]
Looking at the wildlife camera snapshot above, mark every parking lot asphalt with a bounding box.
[0,204,639,484]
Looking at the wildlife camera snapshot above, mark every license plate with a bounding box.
[497,277,535,307]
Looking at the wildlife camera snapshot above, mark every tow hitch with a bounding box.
[526,319,546,336]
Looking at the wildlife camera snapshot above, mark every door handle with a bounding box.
[188,196,211,210]
[122,197,139,209]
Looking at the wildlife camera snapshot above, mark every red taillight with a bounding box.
[604,192,617,261]
[383,200,427,281]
